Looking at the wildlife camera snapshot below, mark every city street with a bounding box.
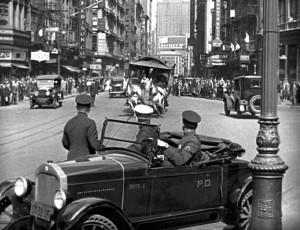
[0,92,299,229]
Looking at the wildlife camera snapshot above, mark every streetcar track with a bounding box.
[0,112,74,140]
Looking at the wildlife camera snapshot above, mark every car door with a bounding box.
[149,164,223,215]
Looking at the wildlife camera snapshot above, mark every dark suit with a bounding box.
[162,130,201,166]
[62,112,102,160]
[128,126,159,153]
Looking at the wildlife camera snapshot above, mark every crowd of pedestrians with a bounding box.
[172,76,233,99]
[277,78,300,106]
[0,73,103,107]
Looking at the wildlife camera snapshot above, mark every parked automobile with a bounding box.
[0,118,252,230]
[223,75,261,118]
[109,77,126,98]
[29,74,63,109]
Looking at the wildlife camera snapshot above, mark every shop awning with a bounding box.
[0,63,12,68]
[11,63,29,69]
[62,65,81,73]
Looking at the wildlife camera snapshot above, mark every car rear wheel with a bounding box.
[249,95,261,114]
[236,188,253,230]
[29,101,34,109]
[53,99,57,109]
[237,103,242,119]
[224,101,230,116]
[74,214,118,230]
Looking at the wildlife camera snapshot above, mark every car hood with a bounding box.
[52,152,149,184]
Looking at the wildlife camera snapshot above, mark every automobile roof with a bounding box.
[36,75,63,80]
[233,75,261,80]
[111,77,124,81]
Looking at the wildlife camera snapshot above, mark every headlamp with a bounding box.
[14,177,29,197]
[54,189,67,210]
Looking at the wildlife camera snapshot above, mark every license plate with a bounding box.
[30,201,54,221]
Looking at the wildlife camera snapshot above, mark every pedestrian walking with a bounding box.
[292,81,298,106]
[62,94,103,160]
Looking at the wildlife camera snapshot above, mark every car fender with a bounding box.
[228,176,252,211]
[0,179,34,219]
[57,197,133,230]
[223,94,234,110]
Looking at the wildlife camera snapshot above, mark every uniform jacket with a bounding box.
[163,130,201,166]
[128,126,159,153]
[62,112,102,160]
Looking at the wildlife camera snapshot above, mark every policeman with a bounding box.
[127,104,159,154]
[62,94,103,160]
[157,110,202,166]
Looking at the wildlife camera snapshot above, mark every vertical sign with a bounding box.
[79,0,86,59]
[190,0,195,39]
[212,0,223,47]
[215,0,221,39]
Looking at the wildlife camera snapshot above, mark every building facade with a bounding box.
[156,0,190,75]
[0,0,31,79]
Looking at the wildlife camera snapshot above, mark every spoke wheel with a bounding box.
[237,189,253,230]
[74,214,118,230]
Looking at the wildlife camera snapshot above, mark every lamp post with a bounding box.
[248,0,288,229]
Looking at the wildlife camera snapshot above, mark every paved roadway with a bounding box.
[0,92,299,229]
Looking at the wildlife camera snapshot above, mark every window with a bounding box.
[289,0,298,20]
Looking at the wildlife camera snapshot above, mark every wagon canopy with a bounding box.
[130,57,171,71]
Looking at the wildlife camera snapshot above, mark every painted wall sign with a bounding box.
[79,0,86,59]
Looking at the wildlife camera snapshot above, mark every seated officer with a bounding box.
[127,104,159,154]
[157,110,203,167]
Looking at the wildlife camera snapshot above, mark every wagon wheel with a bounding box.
[236,188,253,230]
[74,214,118,230]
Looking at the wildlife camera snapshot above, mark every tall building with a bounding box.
[0,0,31,79]
[156,0,190,76]
[279,0,300,82]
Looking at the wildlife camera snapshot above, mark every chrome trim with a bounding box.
[105,156,125,210]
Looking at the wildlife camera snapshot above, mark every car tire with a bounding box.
[236,188,253,230]
[224,101,230,116]
[30,101,34,109]
[53,99,57,109]
[59,101,62,107]
[237,103,242,119]
[249,95,261,114]
[74,214,118,230]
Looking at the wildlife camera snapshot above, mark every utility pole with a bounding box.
[248,0,288,229]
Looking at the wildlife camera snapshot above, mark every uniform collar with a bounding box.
[77,111,88,117]
[184,130,196,136]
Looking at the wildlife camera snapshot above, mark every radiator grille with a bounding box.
[38,89,47,98]
[35,173,60,207]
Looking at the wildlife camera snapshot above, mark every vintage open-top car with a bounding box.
[0,118,252,230]
[29,75,63,109]
[223,75,261,118]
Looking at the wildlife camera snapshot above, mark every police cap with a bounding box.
[75,94,93,107]
[135,104,153,122]
[182,110,201,129]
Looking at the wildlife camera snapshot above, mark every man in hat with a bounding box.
[127,104,159,154]
[157,110,203,166]
[62,94,103,160]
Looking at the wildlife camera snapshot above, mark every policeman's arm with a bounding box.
[62,130,70,150]
[163,141,198,166]
[87,121,103,151]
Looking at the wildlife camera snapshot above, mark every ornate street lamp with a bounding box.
[248,0,288,229]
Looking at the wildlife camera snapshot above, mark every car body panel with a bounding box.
[0,119,252,230]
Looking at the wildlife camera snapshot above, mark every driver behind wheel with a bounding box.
[127,105,159,155]
[157,110,205,167]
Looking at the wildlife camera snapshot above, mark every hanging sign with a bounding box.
[79,0,86,59]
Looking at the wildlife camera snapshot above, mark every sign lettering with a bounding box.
[197,179,212,188]
[79,0,86,59]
